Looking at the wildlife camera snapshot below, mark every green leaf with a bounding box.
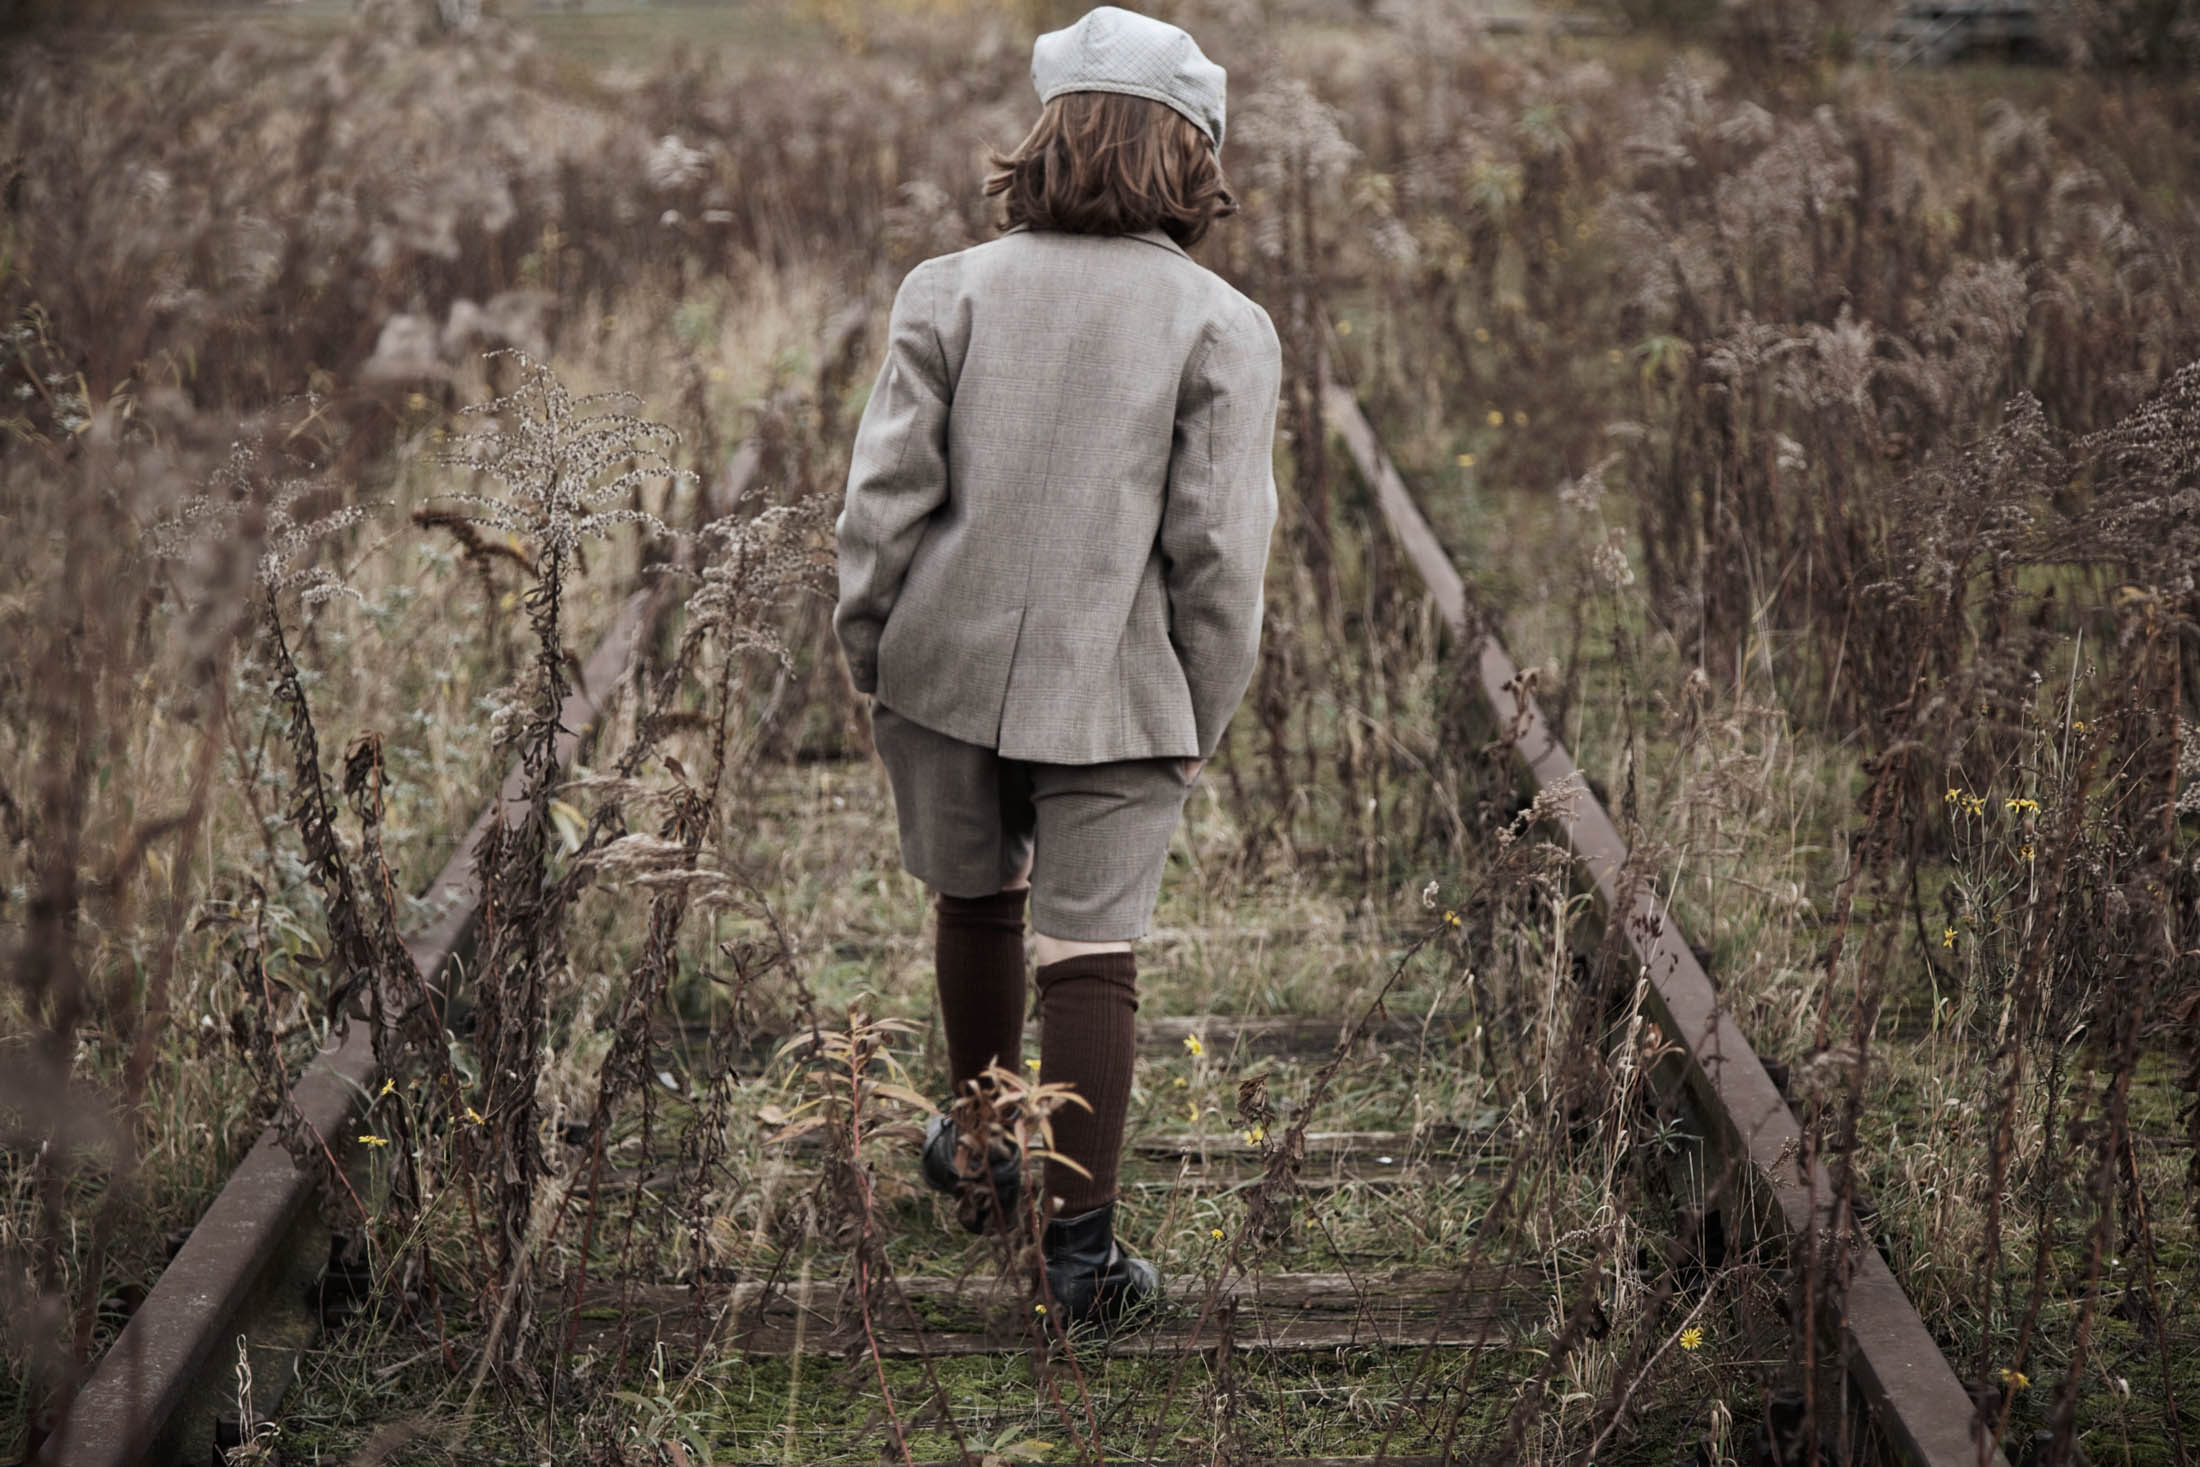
[548,798,587,855]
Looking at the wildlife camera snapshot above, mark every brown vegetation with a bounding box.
[2,0,2196,1460]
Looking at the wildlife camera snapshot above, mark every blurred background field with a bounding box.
[3,0,2198,1461]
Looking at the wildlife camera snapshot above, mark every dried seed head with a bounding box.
[431,350,677,564]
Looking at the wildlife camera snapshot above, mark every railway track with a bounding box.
[30,366,2008,1465]
[23,378,788,1465]
[581,1266,1538,1358]
[1323,380,2005,1467]
[29,583,681,1467]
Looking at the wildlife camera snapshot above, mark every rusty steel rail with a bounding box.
[27,299,877,1467]
[33,560,701,1467]
[1324,381,2004,1467]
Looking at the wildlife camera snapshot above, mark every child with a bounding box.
[833,4,1280,1331]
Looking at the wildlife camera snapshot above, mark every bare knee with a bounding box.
[1033,932,1132,967]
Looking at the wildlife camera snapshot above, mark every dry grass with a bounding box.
[3,1,2197,1461]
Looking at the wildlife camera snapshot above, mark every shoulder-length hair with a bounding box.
[984,91,1238,249]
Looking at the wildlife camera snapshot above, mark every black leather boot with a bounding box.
[1040,1202,1160,1332]
[921,1110,1022,1233]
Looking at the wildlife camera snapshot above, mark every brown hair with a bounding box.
[984,91,1238,249]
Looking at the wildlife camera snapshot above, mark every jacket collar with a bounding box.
[1127,227,1192,259]
[1000,222,1190,259]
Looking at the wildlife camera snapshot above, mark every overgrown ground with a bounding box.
[4,0,2198,1462]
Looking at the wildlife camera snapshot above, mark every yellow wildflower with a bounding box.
[1336,318,1354,336]
[1679,1327,1703,1352]
[1210,1228,1225,1240]
[1942,928,1957,950]
[1187,1101,1199,1124]
[1026,1057,1041,1072]
[1443,909,1461,929]
[1944,787,1962,805]
[2000,1366,2029,1390]
[1034,1303,1048,1315]
[378,1077,395,1098]
[1243,1126,1266,1145]
[1183,1033,1205,1058]
[1486,409,1504,428]
[1456,452,1476,468]
[358,1134,390,1148]
[1965,796,1986,816]
[465,1106,485,1126]
[2021,844,2036,861]
[2005,797,2039,814]
[1512,410,1529,428]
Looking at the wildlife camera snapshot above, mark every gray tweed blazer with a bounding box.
[833,224,1282,764]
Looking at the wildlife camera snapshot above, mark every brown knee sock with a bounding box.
[1035,951,1138,1217]
[935,888,1029,1098]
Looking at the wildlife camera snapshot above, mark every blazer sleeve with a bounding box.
[1160,299,1283,760]
[833,261,951,696]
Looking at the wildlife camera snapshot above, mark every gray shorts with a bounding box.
[869,702,1195,942]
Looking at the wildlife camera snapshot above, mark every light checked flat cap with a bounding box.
[1031,6,1228,153]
